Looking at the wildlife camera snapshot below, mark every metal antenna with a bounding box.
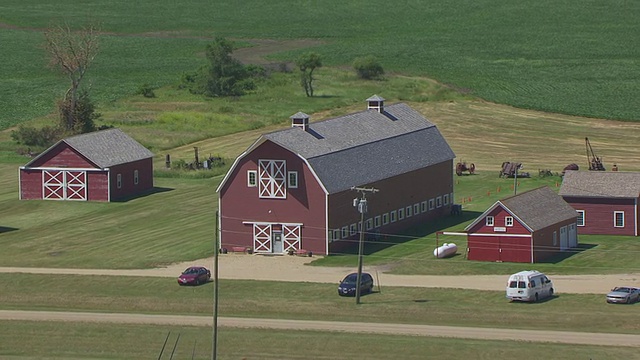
[351,186,379,304]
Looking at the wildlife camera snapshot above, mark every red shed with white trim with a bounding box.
[465,186,578,263]
[19,128,154,202]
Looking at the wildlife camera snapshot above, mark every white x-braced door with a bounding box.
[258,160,286,199]
[282,224,301,252]
[43,170,87,201]
[253,224,272,252]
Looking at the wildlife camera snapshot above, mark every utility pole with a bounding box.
[351,186,378,305]
[514,164,523,195]
[212,211,219,360]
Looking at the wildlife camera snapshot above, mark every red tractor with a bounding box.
[456,161,476,176]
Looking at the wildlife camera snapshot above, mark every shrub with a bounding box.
[136,83,156,98]
[11,125,62,149]
[353,55,385,80]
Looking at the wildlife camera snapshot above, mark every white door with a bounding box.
[42,170,87,201]
[253,224,272,253]
[560,226,568,251]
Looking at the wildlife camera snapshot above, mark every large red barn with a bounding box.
[19,128,154,202]
[465,186,578,263]
[559,170,640,236]
[216,96,456,256]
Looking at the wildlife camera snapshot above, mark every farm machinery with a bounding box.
[455,161,476,176]
[585,137,605,171]
[499,162,530,178]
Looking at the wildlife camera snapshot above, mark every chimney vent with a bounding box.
[366,95,385,113]
[290,112,310,131]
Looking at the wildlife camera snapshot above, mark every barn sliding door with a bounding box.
[43,170,87,201]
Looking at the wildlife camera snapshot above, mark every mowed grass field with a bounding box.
[1,0,639,131]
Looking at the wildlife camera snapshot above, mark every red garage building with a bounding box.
[19,128,154,202]
[216,96,456,255]
[559,170,640,236]
[465,186,578,263]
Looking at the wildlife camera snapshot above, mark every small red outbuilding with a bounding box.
[464,186,578,263]
[19,128,154,202]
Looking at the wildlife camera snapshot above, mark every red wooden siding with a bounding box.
[29,143,97,169]
[219,141,327,254]
[109,159,154,200]
[327,160,454,254]
[565,197,637,236]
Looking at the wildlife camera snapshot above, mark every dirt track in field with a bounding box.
[1,309,639,347]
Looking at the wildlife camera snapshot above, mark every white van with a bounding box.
[506,270,554,302]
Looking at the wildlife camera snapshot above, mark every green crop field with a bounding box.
[1,0,639,131]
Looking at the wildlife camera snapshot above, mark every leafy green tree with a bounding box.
[296,52,322,97]
[183,37,255,97]
[353,55,385,80]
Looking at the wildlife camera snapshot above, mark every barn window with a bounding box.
[374,216,381,228]
[341,226,348,239]
[382,213,389,225]
[332,229,340,241]
[258,160,286,199]
[117,174,122,189]
[505,216,514,227]
[398,208,405,220]
[614,211,625,228]
[429,199,435,210]
[486,216,494,226]
[365,218,373,230]
[247,170,257,187]
[443,194,449,206]
[350,224,357,236]
[390,210,397,223]
[421,201,428,213]
[576,210,585,226]
[436,196,442,208]
[413,203,420,215]
[406,206,413,217]
[288,171,298,188]
[134,170,139,185]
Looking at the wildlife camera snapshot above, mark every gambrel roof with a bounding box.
[24,128,154,169]
[559,170,640,198]
[261,102,455,193]
[465,186,578,232]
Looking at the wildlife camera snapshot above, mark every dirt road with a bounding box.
[1,310,639,347]
[1,254,639,294]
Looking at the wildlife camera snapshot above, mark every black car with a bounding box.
[338,272,374,297]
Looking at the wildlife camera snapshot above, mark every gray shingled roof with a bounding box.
[559,170,640,198]
[262,103,455,193]
[26,128,154,168]
[466,186,577,232]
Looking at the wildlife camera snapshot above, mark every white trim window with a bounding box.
[117,174,122,189]
[247,170,257,187]
[341,226,348,239]
[576,210,585,227]
[374,216,381,228]
[258,159,286,199]
[436,196,443,208]
[429,199,435,210]
[365,218,373,231]
[486,216,494,227]
[443,194,449,206]
[350,223,357,236]
[413,203,420,215]
[134,170,139,185]
[332,229,340,242]
[287,171,298,188]
[382,213,389,225]
[390,210,397,223]
[421,201,428,213]
[505,216,514,227]
[614,211,624,228]
[406,206,413,217]
[398,208,405,220]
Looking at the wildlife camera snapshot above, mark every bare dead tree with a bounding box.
[43,22,99,131]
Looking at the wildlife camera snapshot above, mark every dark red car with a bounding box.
[177,266,211,286]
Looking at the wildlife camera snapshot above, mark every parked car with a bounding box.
[177,266,211,286]
[338,272,374,297]
[606,286,640,304]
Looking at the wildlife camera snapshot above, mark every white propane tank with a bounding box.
[433,243,458,258]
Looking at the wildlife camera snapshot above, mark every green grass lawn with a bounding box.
[1,0,639,131]
[1,321,634,360]
[1,274,638,335]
